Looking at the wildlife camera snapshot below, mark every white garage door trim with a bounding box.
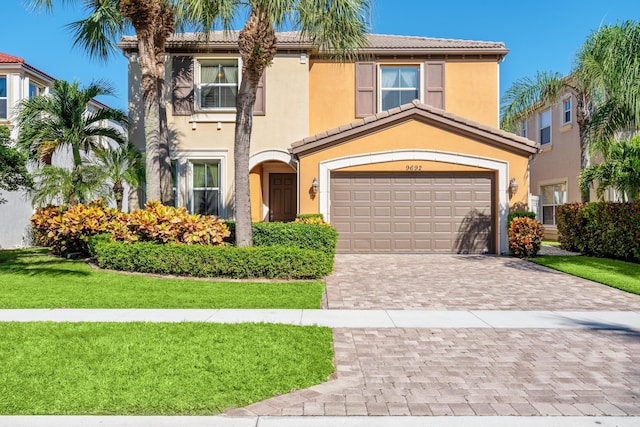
[318,149,510,254]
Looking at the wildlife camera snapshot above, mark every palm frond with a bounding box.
[65,0,126,61]
[500,71,566,131]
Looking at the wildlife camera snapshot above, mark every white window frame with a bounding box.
[539,108,552,145]
[562,96,572,125]
[378,63,423,112]
[189,160,222,217]
[195,57,241,113]
[540,182,566,226]
[29,82,43,98]
[0,75,7,120]
[521,120,528,138]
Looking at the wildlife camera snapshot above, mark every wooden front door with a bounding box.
[269,173,297,222]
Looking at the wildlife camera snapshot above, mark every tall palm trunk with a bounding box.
[120,0,174,205]
[576,92,593,201]
[234,10,277,247]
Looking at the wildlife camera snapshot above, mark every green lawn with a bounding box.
[541,239,561,247]
[0,249,324,308]
[532,255,640,295]
[0,322,333,415]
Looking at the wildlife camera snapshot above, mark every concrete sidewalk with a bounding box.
[3,416,639,426]
[1,308,640,330]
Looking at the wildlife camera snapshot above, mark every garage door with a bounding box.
[330,172,494,253]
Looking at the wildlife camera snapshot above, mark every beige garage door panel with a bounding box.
[331,172,495,253]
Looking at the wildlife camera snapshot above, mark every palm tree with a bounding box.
[15,79,128,204]
[30,164,110,206]
[501,21,640,201]
[28,0,175,205]
[579,135,640,202]
[93,142,145,211]
[182,0,371,246]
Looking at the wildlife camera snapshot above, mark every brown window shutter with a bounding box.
[355,62,377,118]
[253,70,266,116]
[171,56,194,116]
[424,61,445,110]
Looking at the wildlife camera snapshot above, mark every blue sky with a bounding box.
[2,0,639,112]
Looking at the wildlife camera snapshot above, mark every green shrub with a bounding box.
[508,217,544,258]
[557,201,640,261]
[225,221,338,254]
[88,237,333,279]
[507,211,537,229]
[32,200,230,256]
[111,201,229,245]
[31,201,120,256]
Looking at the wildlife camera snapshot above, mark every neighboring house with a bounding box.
[120,32,538,254]
[520,88,615,239]
[0,53,126,248]
[0,53,54,248]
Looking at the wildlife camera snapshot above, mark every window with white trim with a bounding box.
[562,97,572,125]
[197,60,239,111]
[192,161,220,216]
[0,76,7,120]
[29,82,42,98]
[380,65,420,111]
[541,183,566,225]
[520,120,528,138]
[539,109,551,144]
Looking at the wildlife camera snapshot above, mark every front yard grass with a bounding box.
[0,322,333,415]
[0,249,324,308]
[532,255,640,295]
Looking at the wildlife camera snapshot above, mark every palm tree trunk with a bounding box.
[576,92,592,202]
[120,0,174,205]
[113,180,124,211]
[234,77,256,247]
[234,9,278,247]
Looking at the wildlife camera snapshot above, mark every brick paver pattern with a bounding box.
[224,254,640,417]
[325,254,640,310]
[227,328,640,417]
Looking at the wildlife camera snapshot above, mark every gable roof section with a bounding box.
[290,100,539,157]
[119,32,508,57]
[0,53,25,63]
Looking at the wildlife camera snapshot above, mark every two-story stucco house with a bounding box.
[0,53,55,248]
[120,32,539,254]
[519,87,620,239]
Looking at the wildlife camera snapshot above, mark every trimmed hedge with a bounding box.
[557,202,640,262]
[88,236,334,279]
[508,217,544,258]
[225,221,338,255]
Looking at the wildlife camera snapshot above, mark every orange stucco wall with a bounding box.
[250,165,263,222]
[297,119,530,215]
[445,60,499,127]
[308,61,356,135]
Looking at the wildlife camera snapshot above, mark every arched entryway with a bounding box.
[249,150,298,222]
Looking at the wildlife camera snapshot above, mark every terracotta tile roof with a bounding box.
[290,100,539,155]
[0,53,25,63]
[120,32,507,54]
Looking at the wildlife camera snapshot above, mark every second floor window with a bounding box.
[380,65,420,111]
[0,76,7,120]
[539,109,551,144]
[198,60,238,110]
[562,98,571,124]
[521,121,528,138]
[29,82,42,98]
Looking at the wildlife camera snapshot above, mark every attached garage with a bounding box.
[291,102,539,255]
[330,172,494,253]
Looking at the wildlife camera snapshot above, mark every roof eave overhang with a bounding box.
[0,62,56,83]
[290,107,538,158]
[357,47,509,58]
[117,40,315,53]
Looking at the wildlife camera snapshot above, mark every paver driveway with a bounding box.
[325,254,640,310]
[226,254,640,417]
